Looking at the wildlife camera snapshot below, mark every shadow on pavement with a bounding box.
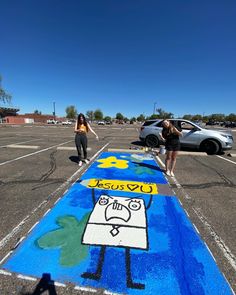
[20,273,57,295]
[69,155,79,164]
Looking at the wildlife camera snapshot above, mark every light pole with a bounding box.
[153,102,157,115]
[53,102,56,120]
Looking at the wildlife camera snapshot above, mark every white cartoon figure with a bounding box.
[81,189,152,289]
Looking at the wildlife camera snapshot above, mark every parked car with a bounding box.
[98,121,105,125]
[139,119,233,155]
[224,121,236,128]
[62,120,72,125]
[47,119,57,124]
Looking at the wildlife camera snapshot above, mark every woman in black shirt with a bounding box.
[160,120,182,177]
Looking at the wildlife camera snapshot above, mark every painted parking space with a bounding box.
[1,152,233,294]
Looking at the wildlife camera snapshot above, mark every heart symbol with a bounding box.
[127,184,139,191]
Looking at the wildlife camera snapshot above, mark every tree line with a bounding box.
[1,75,235,123]
[65,106,236,123]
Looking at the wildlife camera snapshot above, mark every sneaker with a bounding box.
[170,171,175,177]
[165,170,171,176]
[78,161,83,167]
[84,159,90,164]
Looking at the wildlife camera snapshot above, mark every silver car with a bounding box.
[139,119,233,155]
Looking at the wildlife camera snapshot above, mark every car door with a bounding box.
[153,120,165,142]
[177,120,201,148]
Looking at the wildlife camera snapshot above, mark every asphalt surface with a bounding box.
[0,123,235,295]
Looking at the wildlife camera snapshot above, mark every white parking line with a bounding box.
[6,144,39,149]
[0,138,41,148]
[0,142,110,250]
[56,146,76,151]
[216,155,236,165]
[192,207,236,272]
[57,146,92,151]
[17,274,37,281]
[74,286,97,292]
[0,140,73,166]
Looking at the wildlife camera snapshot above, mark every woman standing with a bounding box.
[160,120,182,177]
[74,113,99,166]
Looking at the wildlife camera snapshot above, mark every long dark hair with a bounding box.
[162,120,175,138]
[77,113,89,132]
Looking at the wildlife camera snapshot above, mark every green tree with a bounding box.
[209,113,225,122]
[0,75,12,103]
[156,108,174,119]
[137,114,145,122]
[116,113,124,120]
[86,110,94,122]
[192,114,202,121]
[147,114,159,120]
[225,113,236,122]
[94,109,103,120]
[104,116,111,122]
[34,110,42,115]
[183,114,193,120]
[65,105,77,119]
[202,116,209,123]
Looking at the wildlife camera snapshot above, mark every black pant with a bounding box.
[75,133,88,161]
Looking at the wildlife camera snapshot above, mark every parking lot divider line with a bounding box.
[216,155,236,165]
[0,138,41,148]
[0,216,30,249]
[17,274,37,281]
[192,207,236,272]
[0,269,12,276]
[0,140,73,166]
[6,145,39,149]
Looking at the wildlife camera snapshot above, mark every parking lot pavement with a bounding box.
[0,124,235,294]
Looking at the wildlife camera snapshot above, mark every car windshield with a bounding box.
[143,120,159,126]
[193,122,202,128]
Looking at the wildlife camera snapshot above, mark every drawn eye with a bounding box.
[128,200,141,211]
[99,197,109,206]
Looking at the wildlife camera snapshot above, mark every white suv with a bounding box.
[139,119,233,155]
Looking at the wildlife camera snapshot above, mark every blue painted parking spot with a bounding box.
[1,152,233,294]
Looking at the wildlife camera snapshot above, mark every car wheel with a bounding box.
[201,140,220,155]
[145,135,159,147]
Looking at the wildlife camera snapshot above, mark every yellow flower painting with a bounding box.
[96,156,129,169]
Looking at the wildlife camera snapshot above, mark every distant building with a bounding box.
[0,107,57,124]
[0,106,20,118]
[16,113,55,123]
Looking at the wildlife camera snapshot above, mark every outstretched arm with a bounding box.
[173,126,182,137]
[74,120,78,132]
[88,123,99,140]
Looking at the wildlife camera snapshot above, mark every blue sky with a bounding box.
[0,0,235,118]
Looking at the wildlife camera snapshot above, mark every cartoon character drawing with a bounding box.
[81,189,152,289]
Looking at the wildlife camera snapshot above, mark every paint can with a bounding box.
[159,146,166,155]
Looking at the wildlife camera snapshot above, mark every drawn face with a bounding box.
[97,195,142,223]
[82,194,148,249]
[88,195,146,227]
